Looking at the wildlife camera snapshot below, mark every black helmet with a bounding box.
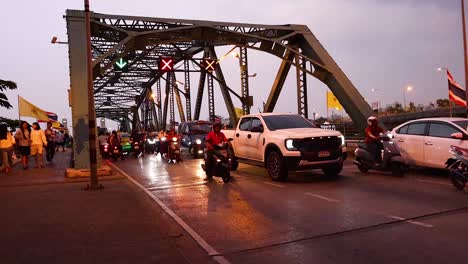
[213,121,222,128]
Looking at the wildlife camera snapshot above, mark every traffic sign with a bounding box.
[113,57,129,72]
[159,57,174,72]
[201,58,216,73]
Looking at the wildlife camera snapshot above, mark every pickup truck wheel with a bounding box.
[322,163,343,177]
[267,151,288,181]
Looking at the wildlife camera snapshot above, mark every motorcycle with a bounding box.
[201,142,233,183]
[168,136,182,163]
[446,145,468,191]
[109,145,122,161]
[353,133,405,177]
[100,143,110,159]
[192,138,205,159]
[159,137,168,158]
[132,140,143,157]
[145,136,157,154]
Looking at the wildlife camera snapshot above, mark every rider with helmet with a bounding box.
[203,121,228,180]
[365,116,384,163]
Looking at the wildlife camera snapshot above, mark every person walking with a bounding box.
[55,131,65,152]
[63,131,70,149]
[0,124,16,174]
[15,121,31,169]
[44,121,56,162]
[31,122,47,168]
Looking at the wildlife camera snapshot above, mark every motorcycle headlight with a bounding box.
[387,133,394,139]
[339,135,345,147]
[172,137,177,142]
[195,139,202,144]
[161,137,167,141]
[285,139,298,151]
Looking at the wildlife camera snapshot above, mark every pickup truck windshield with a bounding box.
[263,115,314,131]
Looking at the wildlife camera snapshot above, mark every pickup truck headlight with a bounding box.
[339,135,345,147]
[285,139,298,151]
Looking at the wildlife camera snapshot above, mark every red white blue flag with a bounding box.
[448,70,466,107]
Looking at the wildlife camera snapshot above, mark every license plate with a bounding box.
[113,150,119,153]
[318,151,330,157]
[134,146,139,149]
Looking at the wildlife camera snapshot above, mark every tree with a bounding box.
[0,79,17,109]
[436,98,450,108]
[408,102,417,112]
[0,117,19,130]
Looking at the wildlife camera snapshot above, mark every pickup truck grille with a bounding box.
[296,136,342,161]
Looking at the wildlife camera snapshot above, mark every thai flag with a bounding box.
[37,111,58,123]
[448,70,467,107]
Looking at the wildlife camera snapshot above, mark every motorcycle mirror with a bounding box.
[450,132,464,140]
[228,138,234,142]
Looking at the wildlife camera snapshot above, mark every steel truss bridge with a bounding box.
[65,10,373,168]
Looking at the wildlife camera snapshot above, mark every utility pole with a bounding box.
[462,0,468,117]
[85,0,100,190]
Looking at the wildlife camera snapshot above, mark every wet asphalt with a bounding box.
[111,152,468,264]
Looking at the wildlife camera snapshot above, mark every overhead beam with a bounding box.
[264,49,295,112]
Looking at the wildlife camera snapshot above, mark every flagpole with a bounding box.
[462,0,468,117]
[326,91,329,119]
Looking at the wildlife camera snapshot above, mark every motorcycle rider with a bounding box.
[365,116,384,164]
[166,128,181,162]
[108,130,121,153]
[203,121,228,180]
[97,131,109,158]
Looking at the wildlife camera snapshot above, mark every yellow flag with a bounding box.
[326,91,343,111]
[18,96,49,120]
[234,107,244,118]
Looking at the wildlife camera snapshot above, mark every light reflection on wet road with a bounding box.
[112,153,468,263]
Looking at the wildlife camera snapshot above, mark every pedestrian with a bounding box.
[0,124,16,174]
[31,122,47,168]
[44,121,56,162]
[15,121,31,169]
[63,131,70,148]
[55,131,65,152]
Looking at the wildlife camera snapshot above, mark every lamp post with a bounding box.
[84,0,100,190]
[371,88,382,112]
[403,86,413,111]
[438,67,452,117]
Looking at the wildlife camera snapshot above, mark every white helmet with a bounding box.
[367,116,378,125]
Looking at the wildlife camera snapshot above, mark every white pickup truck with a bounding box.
[223,113,346,181]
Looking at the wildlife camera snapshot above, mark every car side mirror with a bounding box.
[251,126,264,133]
[451,132,464,139]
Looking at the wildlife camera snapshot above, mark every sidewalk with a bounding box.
[0,150,215,264]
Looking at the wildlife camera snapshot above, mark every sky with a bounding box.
[0,0,465,131]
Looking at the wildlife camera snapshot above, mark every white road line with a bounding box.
[416,179,452,187]
[147,181,207,191]
[107,161,230,264]
[387,215,434,228]
[263,182,285,188]
[305,193,340,203]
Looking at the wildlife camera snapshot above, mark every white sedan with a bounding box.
[391,118,468,169]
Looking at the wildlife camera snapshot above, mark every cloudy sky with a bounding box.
[0,0,465,130]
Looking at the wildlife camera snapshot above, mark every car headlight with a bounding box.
[339,135,345,147]
[285,139,298,151]
[195,139,202,144]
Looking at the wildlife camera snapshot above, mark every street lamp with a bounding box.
[403,86,413,111]
[371,88,382,111]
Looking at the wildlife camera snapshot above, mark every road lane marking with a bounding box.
[305,193,340,203]
[107,161,231,264]
[416,179,452,187]
[147,181,207,191]
[387,215,434,228]
[263,182,285,188]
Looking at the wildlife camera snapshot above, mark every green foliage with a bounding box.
[0,79,17,109]
[0,117,20,130]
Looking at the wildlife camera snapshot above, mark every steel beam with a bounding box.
[169,75,175,129]
[295,52,308,118]
[184,59,192,121]
[207,74,215,122]
[264,49,295,112]
[239,47,251,115]
[194,48,209,120]
[161,73,171,130]
[172,72,186,123]
[207,47,237,126]
[156,79,162,129]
